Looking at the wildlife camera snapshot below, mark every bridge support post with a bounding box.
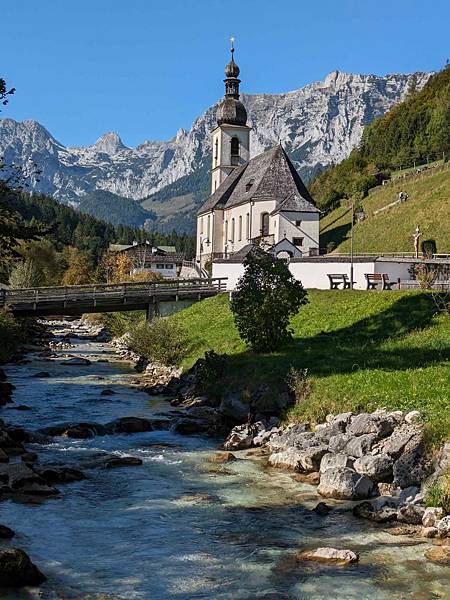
[146,302,160,321]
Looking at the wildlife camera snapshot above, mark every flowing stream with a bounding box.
[1,321,448,600]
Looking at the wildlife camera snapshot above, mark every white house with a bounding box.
[196,47,320,267]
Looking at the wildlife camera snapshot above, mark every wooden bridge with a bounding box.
[0,278,227,318]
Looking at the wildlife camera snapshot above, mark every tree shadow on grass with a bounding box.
[223,292,449,385]
[320,221,351,249]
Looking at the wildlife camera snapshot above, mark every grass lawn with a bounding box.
[170,290,450,444]
[320,167,450,253]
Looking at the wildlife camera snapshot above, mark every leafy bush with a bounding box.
[421,239,437,258]
[128,317,189,366]
[0,310,24,363]
[192,350,227,397]
[230,248,308,352]
[425,471,450,514]
[287,367,312,405]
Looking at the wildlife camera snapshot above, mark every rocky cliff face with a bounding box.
[0,71,429,230]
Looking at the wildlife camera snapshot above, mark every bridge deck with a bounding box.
[0,278,227,317]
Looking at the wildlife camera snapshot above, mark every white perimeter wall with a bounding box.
[213,259,414,291]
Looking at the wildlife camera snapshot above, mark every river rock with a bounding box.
[345,433,378,458]
[393,451,430,488]
[0,548,46,587]
[353,454,393,482]
[5,463,59,497]
[317,467,373,500]
[320,452,355,473]
[347,413,394,439]
[397,504,425,525]
[100,389,116,396]
[421,526,439,538]
[30,371,50,378]
[297,547,359,565]
[223,423,265,451]
[62,357,92,366]
[106,417,153,434]
[37,467,85,484]
[291,471,320,484]
[104,456,143,469]
[422,507,444,528]
[173,419,208,434]
[353,497,399,522]
[374,423,422,459]
[313,502,331,515]
[424,545,450,564]
[0,524,15,538]
[266,424,310,452]
[208,452,237,463]
[269,446,327,473]
[436,516,450,537]
[405,410,421,424]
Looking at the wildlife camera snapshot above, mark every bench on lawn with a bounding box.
[328,274,354,290]
[365,273,395,290]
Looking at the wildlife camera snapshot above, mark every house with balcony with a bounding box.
[109,242,184,279]
[196,46,320,267]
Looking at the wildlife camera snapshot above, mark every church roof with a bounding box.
[198,144,319,216]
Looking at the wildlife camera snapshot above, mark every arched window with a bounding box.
[261,212,269,237]
[238,215,242,241]
[207,215,211,241]
[231,218,235,243]
[224,221,228,244]
[230,137,239,166]
[200,217,203,234]
[214,139,219,166]
[246,213,250,240]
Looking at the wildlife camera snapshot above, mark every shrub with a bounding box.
[192,350,227,398]
[230,248,308,352]
[128,317,189,366]
[421,239,437,258]
[8,259,42,288]
[0,309,24,363]
[286,367,312,405]
[415,263,437,289]
[425,471,450,514]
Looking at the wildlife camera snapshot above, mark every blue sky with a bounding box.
[2,0,448,147]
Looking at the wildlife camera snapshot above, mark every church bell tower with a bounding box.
[211,40,251,193]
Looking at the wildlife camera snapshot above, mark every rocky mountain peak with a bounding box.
[92,132,126,155]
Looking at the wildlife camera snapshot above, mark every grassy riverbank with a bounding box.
[170,290,450,444]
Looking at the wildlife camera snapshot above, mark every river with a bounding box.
[1,320,448,600]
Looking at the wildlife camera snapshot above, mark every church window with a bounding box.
[214,139,219,166]
[293,237,304,247]
[225,220,228,243]
[200,217,203,234]
[231,218,235,243]
[261,212,269,237]
[230,137,239,166]
[207,215,211,241]
[238,215,242,241]
[246,213,250,240]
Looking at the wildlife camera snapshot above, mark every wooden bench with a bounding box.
[365,273,395,290]
[328,274,353,290]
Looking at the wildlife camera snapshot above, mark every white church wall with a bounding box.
[274,212,320,254]
[288,261,376,290]
[212,258,417,291]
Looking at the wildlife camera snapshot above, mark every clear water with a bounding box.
[1,322,448,600]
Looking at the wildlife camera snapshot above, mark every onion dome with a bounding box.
[216,41,247,127]
[217,97,247,126]
[225,53,240,78]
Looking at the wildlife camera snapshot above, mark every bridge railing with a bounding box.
[0,278,227,309]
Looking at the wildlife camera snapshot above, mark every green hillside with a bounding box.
[320,166,450,253]
[311,66,450,212]
[168,290,450,443]
[78,190,156,228]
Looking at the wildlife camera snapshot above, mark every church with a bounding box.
[196,46,320,267]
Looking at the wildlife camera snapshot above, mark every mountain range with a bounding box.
[0,70,429,232]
